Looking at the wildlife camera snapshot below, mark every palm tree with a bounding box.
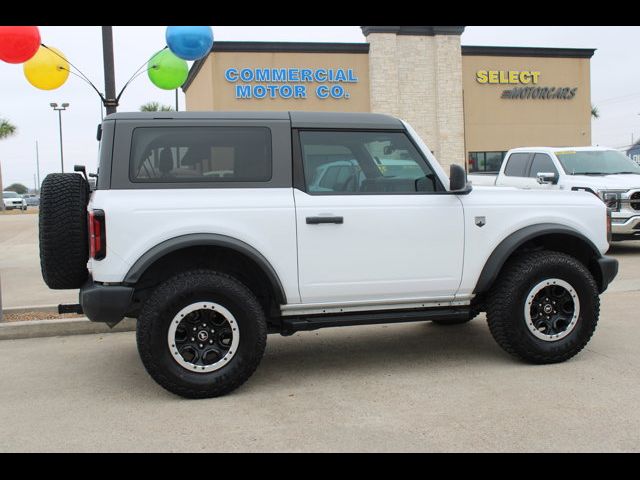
[140,101,174,112]
[591,105,599,119]
[0,118,17,211]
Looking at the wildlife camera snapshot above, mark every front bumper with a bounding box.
[596,255,619,293]
[79,280,134,325]
[611,215,640,239]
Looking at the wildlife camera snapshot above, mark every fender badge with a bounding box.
[475,216,486,227]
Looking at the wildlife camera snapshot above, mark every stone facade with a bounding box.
[365,28,465,169]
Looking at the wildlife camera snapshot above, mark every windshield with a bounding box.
[556,150,640,175]
[3,192,19,198]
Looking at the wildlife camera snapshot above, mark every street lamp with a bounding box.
[50,102,69,173]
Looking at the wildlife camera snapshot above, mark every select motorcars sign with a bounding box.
[476,69,578,100]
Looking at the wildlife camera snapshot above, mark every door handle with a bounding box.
[306,216,344,225]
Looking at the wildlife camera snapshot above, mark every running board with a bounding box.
[279,306,471,336]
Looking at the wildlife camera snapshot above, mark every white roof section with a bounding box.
[507,146,616,153]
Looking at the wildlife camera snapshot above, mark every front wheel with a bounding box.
[486,250,599,364]
[136,270,267,398]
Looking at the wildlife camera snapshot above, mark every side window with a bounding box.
[299,130,441,194]
[529,153,558,177]
[504,153,531,177]
[468,151,506,173]
[130,126,272,183]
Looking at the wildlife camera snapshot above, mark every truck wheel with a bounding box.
[136,270,267,398]
[39,173,90,289]
[486,250,599,364]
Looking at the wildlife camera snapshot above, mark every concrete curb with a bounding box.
[2,304,59,315]
[0,317,136,341]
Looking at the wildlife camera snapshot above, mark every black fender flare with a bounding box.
[473,223,602,294]
[123,233,287,304]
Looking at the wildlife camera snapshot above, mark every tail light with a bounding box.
[88,209,106,260]
[606,208,612,244]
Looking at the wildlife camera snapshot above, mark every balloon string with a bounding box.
[115,67,155,103]
[60,68,105,98]
[41,43,174,107]
[40,43,106,101]
[115,46,168,102]
[58,68,107,102]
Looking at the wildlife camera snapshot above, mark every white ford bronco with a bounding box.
[468,146,640,241]
[38,112,618,398]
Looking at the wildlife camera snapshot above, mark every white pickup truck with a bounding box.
[469,146,640,241]
[37,112,618,398]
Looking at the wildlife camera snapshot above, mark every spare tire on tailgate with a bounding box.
[39,173,90,289]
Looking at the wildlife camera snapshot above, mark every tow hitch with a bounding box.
[58,304,84,315]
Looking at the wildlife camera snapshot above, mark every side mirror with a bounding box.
[536,172,558,185]
[450,164,471,193]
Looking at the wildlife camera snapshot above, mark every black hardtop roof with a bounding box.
[103,111,403,129]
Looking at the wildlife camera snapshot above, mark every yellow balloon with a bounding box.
[23,46,70,90]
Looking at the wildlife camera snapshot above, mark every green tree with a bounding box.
[140,101,174,112]
[0,118,18,211]
[591,105,599,119]
[5,183,28,195]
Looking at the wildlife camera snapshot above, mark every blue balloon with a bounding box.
[166,26,214,61]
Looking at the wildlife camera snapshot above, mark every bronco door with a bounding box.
[292,128,465,305]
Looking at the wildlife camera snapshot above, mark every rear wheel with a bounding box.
[136,270,267,398]
[486,250,599,364]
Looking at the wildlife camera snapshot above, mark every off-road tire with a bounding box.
[39,173,90,289]
[136,270,268,398]
[486,250,599,364]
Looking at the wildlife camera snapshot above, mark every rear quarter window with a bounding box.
[129,126,272,183]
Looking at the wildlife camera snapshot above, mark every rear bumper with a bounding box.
[79,279,134,324]
[596,255,619,293]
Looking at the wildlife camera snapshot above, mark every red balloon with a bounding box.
[0,26,41,64]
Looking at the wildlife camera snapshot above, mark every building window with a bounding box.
[468,151,507,173]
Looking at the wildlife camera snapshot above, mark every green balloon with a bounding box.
[148,49,188,90]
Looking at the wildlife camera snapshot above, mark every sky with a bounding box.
[1,25,639,189]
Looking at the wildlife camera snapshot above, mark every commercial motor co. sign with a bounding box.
[476,69,578,100]
[224,67,359,100]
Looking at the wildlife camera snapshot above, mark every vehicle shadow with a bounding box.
[246,319,514,392]
[113,319,514,400]
[607,242,640,255]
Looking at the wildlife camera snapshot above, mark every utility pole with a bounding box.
[175,89,179,111]
[101,26,118,115]
[35,140,40,192]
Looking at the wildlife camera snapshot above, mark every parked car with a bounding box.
[22,194,40,206]
[468,146,640,241]
[2,191,27,210]
[38,112,617,398]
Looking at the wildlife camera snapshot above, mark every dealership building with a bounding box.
[183,26,595,172]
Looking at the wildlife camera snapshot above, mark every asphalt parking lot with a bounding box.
[0,213,77,308]
[1,214,639,451]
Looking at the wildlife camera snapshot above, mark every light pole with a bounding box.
[50,103,69,173]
